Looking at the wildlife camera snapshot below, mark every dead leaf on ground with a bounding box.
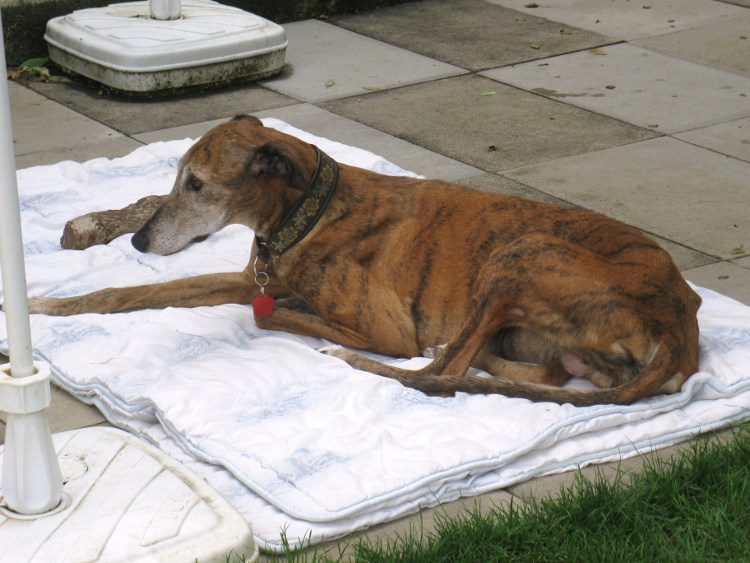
[730,245,745,255]
[8,55,69,84]
[325,79,335,88]
[33,67,51,80]
[718,275,730,280]
[524,2,539,7]
[589,48,607,55]
[47,75,73,84]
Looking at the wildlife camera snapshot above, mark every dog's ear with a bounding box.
[247,142,306,191]
[232,114,263,127]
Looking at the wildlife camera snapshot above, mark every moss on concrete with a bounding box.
[2,0,418,66]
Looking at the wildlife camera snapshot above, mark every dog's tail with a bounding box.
[385,339,686,407]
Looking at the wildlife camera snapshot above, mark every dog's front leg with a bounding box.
[22,271,278,316]
[61,195,167,250]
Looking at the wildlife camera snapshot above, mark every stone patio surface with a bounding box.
[2,0,750,558]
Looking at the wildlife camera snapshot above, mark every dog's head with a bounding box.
[132,115,318,255]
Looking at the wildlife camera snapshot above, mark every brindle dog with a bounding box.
[23,116,701,406]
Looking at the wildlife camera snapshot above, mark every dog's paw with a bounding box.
[421,344,446,360]
[27,297,50,315]
[0,298,48,314]
[317,345,365,365]
[317,344,348,358]
[26,296,71,316]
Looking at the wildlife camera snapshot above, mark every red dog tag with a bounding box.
[251,293,275,317]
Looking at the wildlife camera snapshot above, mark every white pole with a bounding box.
[0,12,63,514]
[149,0,181,20]
[0,37,33,380]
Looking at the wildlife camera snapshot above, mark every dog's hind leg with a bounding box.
[471,349,572,386]
[320,233,678,404]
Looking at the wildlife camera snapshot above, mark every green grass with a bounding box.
[280,424,750,562]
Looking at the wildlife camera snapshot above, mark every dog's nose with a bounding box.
[131,229,149,252]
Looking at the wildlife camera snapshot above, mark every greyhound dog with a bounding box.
[24,115,701,406]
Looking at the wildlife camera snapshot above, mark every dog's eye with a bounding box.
[187,174,203,191]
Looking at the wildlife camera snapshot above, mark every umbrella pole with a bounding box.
[0,12,63,515]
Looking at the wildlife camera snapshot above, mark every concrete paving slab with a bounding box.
[254,103,482,181]
[458,172,570,203]
[260,20,466,103]
[482,43,750,134]
[634,16,750,78]
[504,137,750,261]
[683,261,750,305]
[485,0,747,40]
[648,237,717,272]
[8,82,137,166]
[47,385,108,432]
[132,118,227,145]
[14,137,144,169]
[675,117,750,164]
[136,104,482,181]
[332,0,614,72]
[322,74,657,173]
[21,79,296,136]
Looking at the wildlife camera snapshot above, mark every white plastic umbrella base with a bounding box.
[44,0,287,93]
[0,427,258,562]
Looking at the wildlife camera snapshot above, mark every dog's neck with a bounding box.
[256,146,339,261]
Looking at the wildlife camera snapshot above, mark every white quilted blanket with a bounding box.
[1,120,749,551]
